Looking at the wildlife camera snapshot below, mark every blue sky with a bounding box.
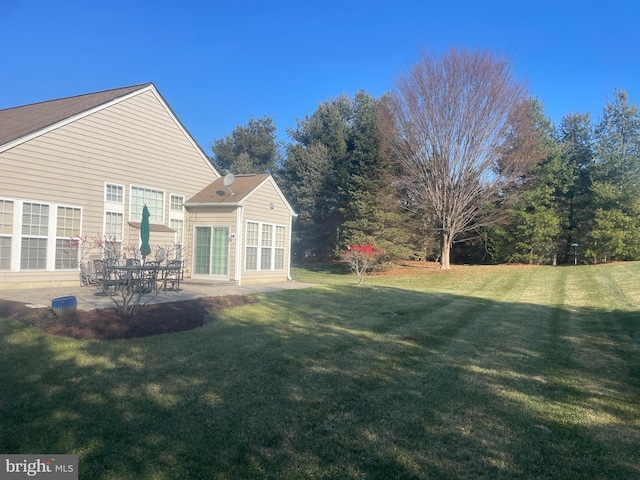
[1,0,638,151]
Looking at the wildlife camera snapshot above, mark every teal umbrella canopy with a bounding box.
[140,205,152,258]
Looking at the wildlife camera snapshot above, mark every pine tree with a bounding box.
[282,93,413,261]
[210,116,280,174]
[588,89,640,262]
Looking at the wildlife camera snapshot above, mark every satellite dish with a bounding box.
[223,173,235,195]
[223,173,235,186]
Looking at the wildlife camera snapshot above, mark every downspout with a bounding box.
[235,205,244,286]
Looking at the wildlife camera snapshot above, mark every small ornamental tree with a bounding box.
[341,244,383,285]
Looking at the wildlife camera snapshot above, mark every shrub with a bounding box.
[341,244,384,285]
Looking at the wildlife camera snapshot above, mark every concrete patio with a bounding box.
[0,280,318,311]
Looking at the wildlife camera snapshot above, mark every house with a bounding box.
[0,83,296,289]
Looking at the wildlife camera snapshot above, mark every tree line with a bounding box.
[209,48,640,267]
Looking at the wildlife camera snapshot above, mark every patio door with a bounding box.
[194,226,228,277]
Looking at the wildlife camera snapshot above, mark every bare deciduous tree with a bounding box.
[385,48,541,269]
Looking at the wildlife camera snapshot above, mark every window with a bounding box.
[21,238,47,270]
[170,218,184,260]
[104,212,123,240]
[261,224,273,270]
[22,203,48,236]
[245,222,259,270]
[105,182,124,236]
[169,194,185,260]
[21,203,49,270]
[105,184,124,203]
[55,206,81,269]
[56,206,81,237]
[0,200,13,236]
[0,238,10,270]
[245,221,286,271]
[130,186,164,223]
[275,226,286,270]
[0,200,13,270]
[170,219,184,244]
[170,195,184,212]
[5,200,84,272]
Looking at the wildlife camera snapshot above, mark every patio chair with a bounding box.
[161,260,183,293]
[141,260,161,294]
[79,262,95,286]
[93,259,123,295]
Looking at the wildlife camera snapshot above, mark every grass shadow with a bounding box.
[1,281,639,479]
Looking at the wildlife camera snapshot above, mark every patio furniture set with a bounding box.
[80,259,183,296]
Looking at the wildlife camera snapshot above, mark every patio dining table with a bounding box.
[102,263,164,295]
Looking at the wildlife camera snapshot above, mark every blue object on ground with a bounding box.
[52,295,78,317]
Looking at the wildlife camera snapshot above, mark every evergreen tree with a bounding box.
[339,93,413,259]
[210,116,280,174]
[454,89,640,265]
[501,100,565,264]
[282,143,334,260]
[588,89,640,262]
[283,97,350,260]
[282,92,413,261]
[556,112,594,262]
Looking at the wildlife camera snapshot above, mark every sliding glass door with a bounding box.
[194,226,229,277]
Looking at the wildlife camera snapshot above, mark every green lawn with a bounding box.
[1,263,639,479]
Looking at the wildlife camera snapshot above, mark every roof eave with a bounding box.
[184,202,241,208]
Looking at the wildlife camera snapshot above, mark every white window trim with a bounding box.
[169,194,185,247]
[103,211,125,242]
[104,182,125,210]
[103,182,125,243]
[5,198,83,272]
[245,220,286,272]
[129,184,166,224]
[0,198,16,271]
[54,205,83,270]
[10,200,20,272]
[169,194,185,214]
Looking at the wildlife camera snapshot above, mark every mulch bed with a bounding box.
[0,296,254,340]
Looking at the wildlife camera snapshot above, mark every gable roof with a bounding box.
[185,174,296,215]
[0,82,219,176]
[0,83,152,147]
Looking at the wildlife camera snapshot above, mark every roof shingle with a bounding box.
[0,83,152,147]
[185,174,270,205]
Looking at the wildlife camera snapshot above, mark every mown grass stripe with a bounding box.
[1,263,640,479]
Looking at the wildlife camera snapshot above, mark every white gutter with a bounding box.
[183,202,241,208]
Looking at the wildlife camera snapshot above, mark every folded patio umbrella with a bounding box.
[140,205,152,259]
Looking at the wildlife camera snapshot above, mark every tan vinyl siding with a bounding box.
[0,88,218,288]
[0,271,77,289]
[1,90,215,209]
[242,179,292,225]
[241,179,292,284]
